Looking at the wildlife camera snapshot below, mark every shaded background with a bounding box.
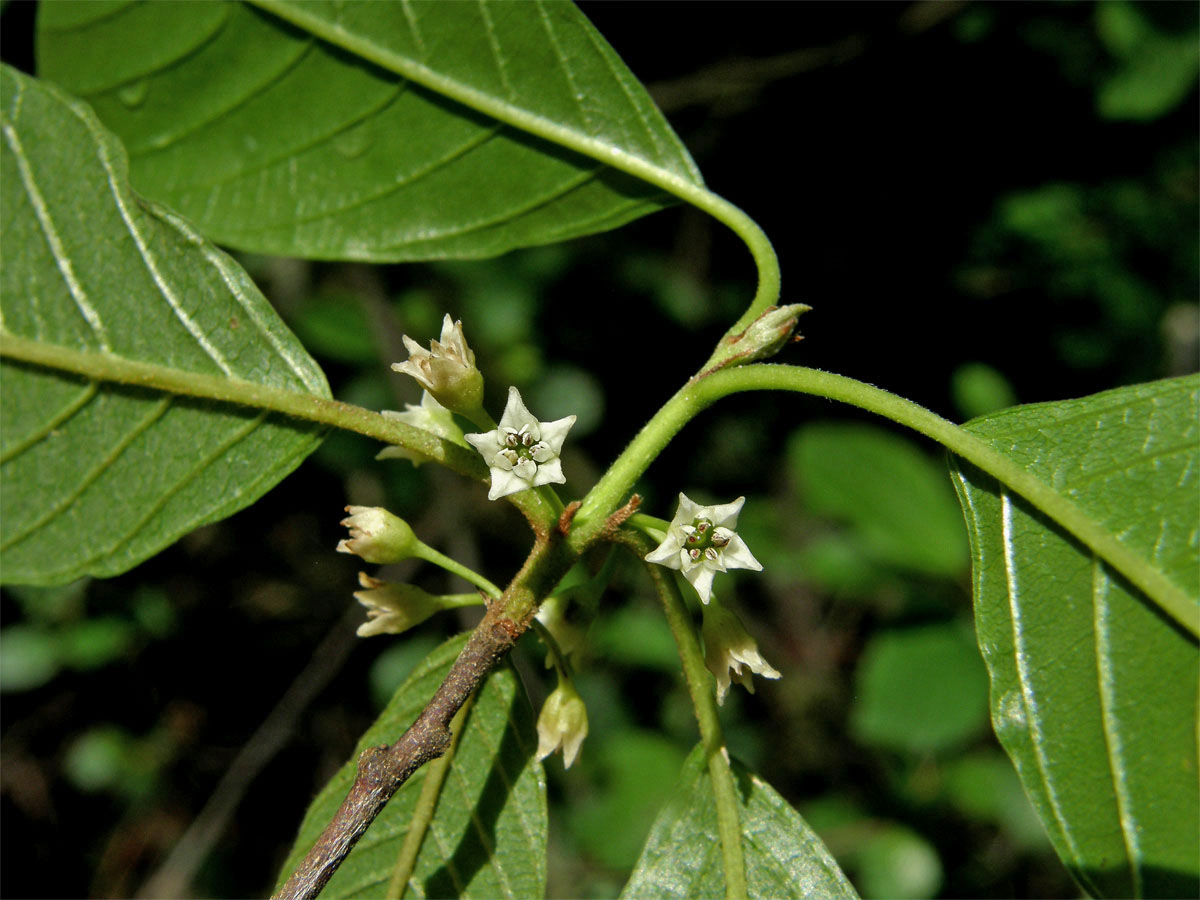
[2,2,1197,898]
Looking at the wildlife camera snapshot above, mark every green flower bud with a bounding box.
[702,303,811,373]
[337,506,420,564]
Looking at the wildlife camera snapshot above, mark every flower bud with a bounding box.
[391,315,485,418]
[353,573,444,638]
[536,676,589,768]
[702,303,811,373]
[337,506,420,564]
[377,391,465,467]
[700,596,781,705]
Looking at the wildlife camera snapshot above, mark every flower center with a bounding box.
[683,518,730,562]
[499,426,550,468]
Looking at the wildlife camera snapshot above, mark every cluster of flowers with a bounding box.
[339,315,780,768]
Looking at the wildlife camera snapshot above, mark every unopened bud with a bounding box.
[337,506,421,564]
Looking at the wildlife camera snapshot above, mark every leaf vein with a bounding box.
[0,379,98,465]
[2,118,111,350]
[1002,491,1102,896]
[72,104,235,375]
[77,409,272,567]
[0,395,173,553]
[1092,560,1144,894]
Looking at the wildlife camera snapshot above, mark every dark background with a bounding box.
[2,2,1197,898]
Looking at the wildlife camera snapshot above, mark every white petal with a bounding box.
[512,458,537,481]
[721,535,763,572]
[672,493,702,528]
[498,386,537,433]
[464,430,500,457]
[438,313,457,344]
[537,415,576,453]
[399,335,426,358]
[531,457,566,487]
[683,565,717,604]
[644,539,684,569]
[706,496,746,529]
[487,468,532,500]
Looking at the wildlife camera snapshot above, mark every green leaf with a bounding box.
[621,745,858,900]
[788,422,969,578]
[0,64,329,585]
[37,0,703,261]
[276,633,547,899]
[851,622,990,755]
[949,375,1199,898]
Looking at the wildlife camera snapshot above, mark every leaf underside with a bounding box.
[0,64,329,585]
[621,744,859,899]
[950,375,1199,898]
[36,0,702,262]
[276,634,547,899]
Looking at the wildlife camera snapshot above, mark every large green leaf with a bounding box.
[1,64,329,586]
[276,633,547,899]
[621,745,858,900]
[949,375,1199,898]
[36,0,702,262]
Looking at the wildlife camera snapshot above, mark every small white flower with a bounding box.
[701,596,781,704]
[465,387,576,500]
[391,314,484,415]
[353,573,444,638]
[644,493,762,604]
[377,391,465,466]
[337,506,420,564]
[536,677,589,768]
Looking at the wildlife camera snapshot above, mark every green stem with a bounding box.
[386,693,475,899]
[615,535,746,898]
[582,364,1197,636]
[0,331,560,532]
[416,547,501,599]
[438,593,490,609]
[529,618,572,678]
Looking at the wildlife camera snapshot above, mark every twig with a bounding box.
[273,530,576,900]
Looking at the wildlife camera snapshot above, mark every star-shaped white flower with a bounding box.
[644,493,762,604]
[391,315,484,415]
[701,596,781,704]
[465,387,576,500]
